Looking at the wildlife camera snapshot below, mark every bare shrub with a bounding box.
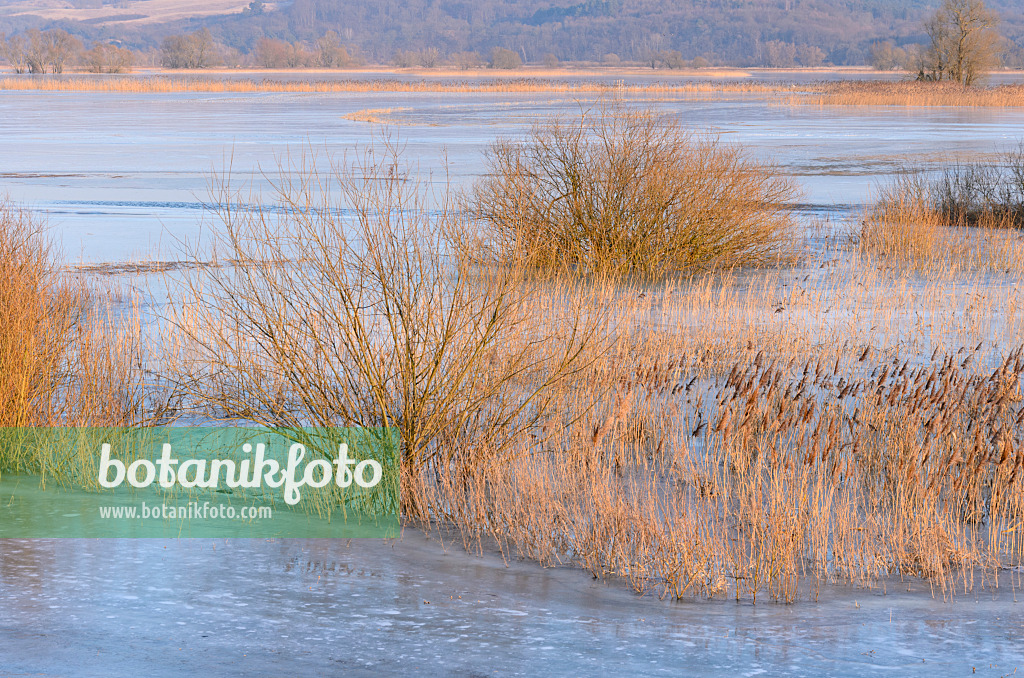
[471,106,799,276]
[933,145,1024,227]
[163,143,605,517]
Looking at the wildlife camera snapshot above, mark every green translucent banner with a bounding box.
[0,427,400,538]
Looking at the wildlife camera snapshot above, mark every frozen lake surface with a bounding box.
[1,81,1024,263]
[0,537,1022,677]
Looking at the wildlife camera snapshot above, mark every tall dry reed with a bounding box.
[0,75,785,96]
[792,81,1024,107]
[861,153,1024,270]
[0,201,144,484]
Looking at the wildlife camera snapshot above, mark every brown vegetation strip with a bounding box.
[2,75,1023,106]
[0,75,784,95]
[794,81,1024,107]
[156,136,1024,601]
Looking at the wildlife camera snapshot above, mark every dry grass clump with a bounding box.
[341,107,409,124]
[793,81,1024,107]
[471,106,799,276]
[0,201,143,482]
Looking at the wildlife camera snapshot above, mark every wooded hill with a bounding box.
[1,0,1022,67]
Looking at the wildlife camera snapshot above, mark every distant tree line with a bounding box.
[0,27,364,73]
[0,29,84,74]
[1,0,1022,74]
[0,28,134,73]
[200,0,1020,67]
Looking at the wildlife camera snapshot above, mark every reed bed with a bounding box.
[0,201,144,485]
[3,75,1024,109]
[793,81,1024,107]
[417,343,1024,601]
[0,75,789,96]
[404,257,1024,602]
[862,150,1024,270]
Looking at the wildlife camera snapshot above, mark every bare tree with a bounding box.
[796,45,826,67]
[870,41,907,71]
[315,31,351,68]
[24,29,49,74]
[161,29,216,69]
[84,43,134,73]
[419,47,440,68]
[0,34,29,73]
[761,40,797,68]
[641,32,665,68]
[253,38,290,68]
[17,29,84,74]
[448,51,481,70]
[46,30,82,74]
[923,0,1002,85]
[489,47,521,69]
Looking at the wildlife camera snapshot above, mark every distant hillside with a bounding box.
[0,0,253,25]
[1,0,1022,66]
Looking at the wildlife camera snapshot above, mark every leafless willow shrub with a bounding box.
[164,144,608,517]
[934,144,1024,227]
[471,106,799,276]
[0,200,144,479]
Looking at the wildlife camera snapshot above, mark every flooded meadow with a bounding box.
[2,74,1024,674]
